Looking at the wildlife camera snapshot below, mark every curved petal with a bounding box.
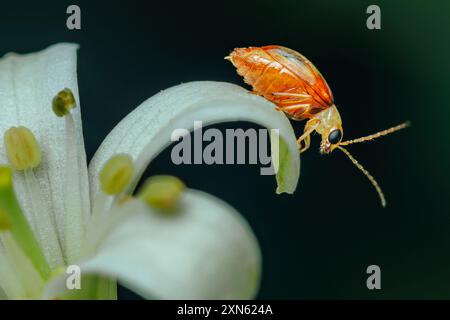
[89,81,300,200]
[44,190,261,299]
[0,44,90,267]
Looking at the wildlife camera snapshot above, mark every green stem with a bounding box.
[96,277,118,300]
[0,166,51,280]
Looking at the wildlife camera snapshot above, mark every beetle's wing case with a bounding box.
[228,45,334,120]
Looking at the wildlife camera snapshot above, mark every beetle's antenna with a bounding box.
[337,146,386,207]
[339,121,409,146]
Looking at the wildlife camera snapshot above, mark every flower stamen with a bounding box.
[3,126,65,267]
[52,88,89,262]
[138,175,185,211]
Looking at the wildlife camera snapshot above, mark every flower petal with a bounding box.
[88,81,300,200]
[45,190,261,299]
[0,44,90,266]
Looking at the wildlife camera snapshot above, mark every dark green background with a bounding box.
[1,0,449,299]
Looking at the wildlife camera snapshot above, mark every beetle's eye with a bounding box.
[328,129,342,144]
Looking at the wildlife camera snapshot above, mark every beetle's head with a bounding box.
[313,105,343,154]
[320,127,343,154]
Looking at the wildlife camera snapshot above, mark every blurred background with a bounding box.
[1,0,449,299]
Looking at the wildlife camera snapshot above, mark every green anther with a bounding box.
[0,166,51,279]
[52,88,76,117]
[138,175,186,212]
[99,154,134,195]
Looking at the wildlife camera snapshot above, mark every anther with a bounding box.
[52,88,76,117]
[4,126,41,170]
[99,154,134,195]
[138,175,185,211]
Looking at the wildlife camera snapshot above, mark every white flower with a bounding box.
[0,43,300,299]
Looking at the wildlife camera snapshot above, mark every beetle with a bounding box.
[226,45,409,207]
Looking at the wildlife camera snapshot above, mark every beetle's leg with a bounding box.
[299,134,311,153]
[297,119,320,153]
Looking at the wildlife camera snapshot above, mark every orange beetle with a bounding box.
[227,45,408,207]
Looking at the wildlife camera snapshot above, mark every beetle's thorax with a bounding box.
[311,105,344,154]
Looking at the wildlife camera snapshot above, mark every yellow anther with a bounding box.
[138,175,186,211]
[99,154,134,195]
[4,126,41,170]
[52,88,76,117]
